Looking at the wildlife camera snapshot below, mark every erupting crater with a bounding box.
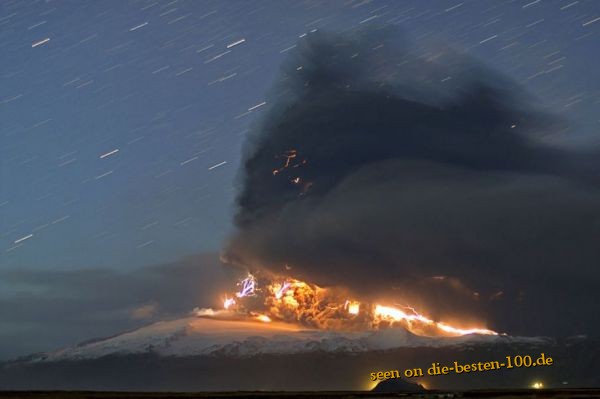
[210,273,499,338]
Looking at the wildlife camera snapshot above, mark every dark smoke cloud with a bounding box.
[225,27,600,337]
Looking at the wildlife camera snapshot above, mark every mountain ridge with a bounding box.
[23,315,551,363]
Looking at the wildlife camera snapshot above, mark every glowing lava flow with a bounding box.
[374,305,432,324]
[253,313,272,323]
[436,323,497,336]
[344,300,360,315]
[373,304,497,336]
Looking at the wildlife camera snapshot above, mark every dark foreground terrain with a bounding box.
[1,389,600,399]
[2,337,599,391]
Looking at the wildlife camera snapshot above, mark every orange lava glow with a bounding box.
[373,305,497,336]
[345,300,360,315]
[253,313,272,323]
[223,297,236,310]
[217,274,498,337]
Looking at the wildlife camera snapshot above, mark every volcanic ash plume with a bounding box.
[207,272,497,336]
[224,27,600,337]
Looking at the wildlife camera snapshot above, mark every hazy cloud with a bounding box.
[0,254,228,360]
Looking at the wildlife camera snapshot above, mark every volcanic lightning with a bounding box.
[235,274,257,298]
[275,281,292,299]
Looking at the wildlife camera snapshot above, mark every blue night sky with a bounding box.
[0,0,599,359]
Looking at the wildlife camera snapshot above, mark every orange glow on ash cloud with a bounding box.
[212,273,498,337]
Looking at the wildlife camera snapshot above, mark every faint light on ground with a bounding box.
[531,381,544,389]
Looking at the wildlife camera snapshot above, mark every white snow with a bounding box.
[39,316,550,362]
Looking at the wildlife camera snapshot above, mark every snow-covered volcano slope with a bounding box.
[36,314,549,362]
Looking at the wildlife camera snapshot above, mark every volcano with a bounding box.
[26,315,537,361]
[1,315,598,391]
